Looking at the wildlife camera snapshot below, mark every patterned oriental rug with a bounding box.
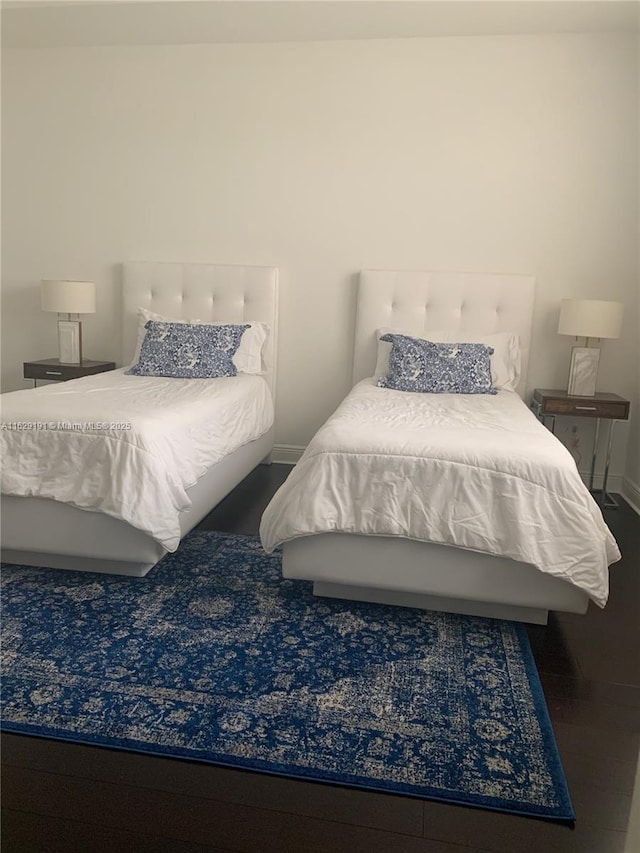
[1,532,574,823]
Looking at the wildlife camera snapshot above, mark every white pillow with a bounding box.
[374,328,521,391]
[130,308,269,375]
[233,322,268,375]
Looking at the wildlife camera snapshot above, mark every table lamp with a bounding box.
[558,299,623,397]
[41,280,96,365]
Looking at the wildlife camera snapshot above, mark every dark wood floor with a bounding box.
[2,464,639,853]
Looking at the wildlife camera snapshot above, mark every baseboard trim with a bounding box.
[578,471,622,494]
[621,477,640,516]
[272,444,305,465]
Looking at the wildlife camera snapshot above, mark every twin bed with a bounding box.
[1,262,278,576]
[260,270,618,625]
[1,265,619,624]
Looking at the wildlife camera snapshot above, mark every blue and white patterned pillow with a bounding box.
[126,321,249,379]
[377,333,496,394]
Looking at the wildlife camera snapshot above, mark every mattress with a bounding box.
[1,369,273,550]
[260,380,619,606]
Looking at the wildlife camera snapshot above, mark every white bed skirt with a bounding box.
[1,428,273,577]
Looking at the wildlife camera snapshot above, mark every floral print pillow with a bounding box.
[377,333,496,394]
[126,321,249,379]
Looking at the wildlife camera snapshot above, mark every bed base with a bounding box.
[1,428,273,577]
[282,532,590,625]
[313,583,550,625]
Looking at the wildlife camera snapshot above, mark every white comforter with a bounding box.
[1,369,273,551]
[260,380,619,606]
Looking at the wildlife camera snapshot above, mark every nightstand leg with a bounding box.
[590,418,600,492]
[602,420,619,509]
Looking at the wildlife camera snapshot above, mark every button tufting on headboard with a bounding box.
[354,269,535,398]
[122,262,279,397]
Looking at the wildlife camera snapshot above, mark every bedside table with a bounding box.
[530,388,630,509]
[24,358,116,388]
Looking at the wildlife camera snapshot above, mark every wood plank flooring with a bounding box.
[2,463,638,852]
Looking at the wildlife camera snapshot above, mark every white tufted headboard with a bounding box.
[122,262,279,396]
[353,270,536,398]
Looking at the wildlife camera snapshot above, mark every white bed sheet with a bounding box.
[260,380,619,606]
[1,369,273,551]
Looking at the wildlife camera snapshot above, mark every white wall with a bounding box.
[622,26,640,508]
[2,34,638,477]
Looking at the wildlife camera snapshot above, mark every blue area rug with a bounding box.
[1,531,574,822]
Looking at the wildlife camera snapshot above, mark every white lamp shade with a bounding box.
[41,280,96,314]
[558,299,623,339]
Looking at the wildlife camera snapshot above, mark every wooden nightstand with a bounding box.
[24,358,116,388]
[530,388,630,508]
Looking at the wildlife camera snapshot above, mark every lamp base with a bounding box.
[57,320,83,365]
[567,346,599,397]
